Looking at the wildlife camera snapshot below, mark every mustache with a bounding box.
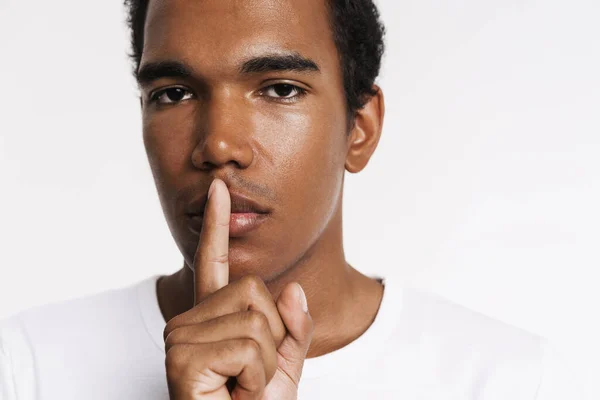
[174,172,276,213]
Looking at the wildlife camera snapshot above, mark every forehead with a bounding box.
[142,0,337,73]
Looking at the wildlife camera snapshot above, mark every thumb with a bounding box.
[274,282,314,386]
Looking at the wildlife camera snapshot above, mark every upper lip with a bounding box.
[185,191,270,217]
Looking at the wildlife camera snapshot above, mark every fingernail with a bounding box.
[296,283,308,313]
[208,179,217,200]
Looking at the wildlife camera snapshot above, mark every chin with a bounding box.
[175,225,291,283]
[227,245,286,283]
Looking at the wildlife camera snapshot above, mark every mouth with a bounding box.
[187,212,269,237]
[185,192,271,238]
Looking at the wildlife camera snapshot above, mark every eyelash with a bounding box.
[149,87,193,105]
[259,84,307,104]
[148,83,307,105]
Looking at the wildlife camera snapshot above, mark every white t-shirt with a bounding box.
[0,275,580,399]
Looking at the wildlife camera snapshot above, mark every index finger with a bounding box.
[194,178,231,305]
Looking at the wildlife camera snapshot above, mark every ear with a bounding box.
[345,85,385,173]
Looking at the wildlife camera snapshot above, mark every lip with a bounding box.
[185,192,271,216]
[187,212,268,238]
[185,190,271,238]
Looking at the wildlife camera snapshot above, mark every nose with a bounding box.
[191,90,254,171]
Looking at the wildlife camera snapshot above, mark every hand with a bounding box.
[164,179,314,400]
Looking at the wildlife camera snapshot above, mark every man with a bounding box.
[0,0,578,399]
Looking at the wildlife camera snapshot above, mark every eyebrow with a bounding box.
[136,52,320,86]
[136,61,192,86]
[240,53,320,74]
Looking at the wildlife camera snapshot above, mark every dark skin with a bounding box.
[138,0,385,397]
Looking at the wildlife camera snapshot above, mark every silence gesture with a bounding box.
[163,179,314,399]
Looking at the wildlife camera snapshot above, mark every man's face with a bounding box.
[139,0,351,281]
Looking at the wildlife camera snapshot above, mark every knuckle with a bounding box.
[245,311,269,336]
[245,368,267,395]
[240,338,261,362]
[164,328,183,351]
[241,275,265,296]
[163,320,178,342]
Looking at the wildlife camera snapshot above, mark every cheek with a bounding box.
[255,98,346,171]
[143,109,195,181]
[255,104,346,228]
[142,110,199,226]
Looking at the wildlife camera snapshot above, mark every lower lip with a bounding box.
[187,213,268,237]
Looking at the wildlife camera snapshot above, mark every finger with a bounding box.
[273,283,314,386]
[195,178,231,305]
[164,310,278,382]
[166,340,266,400]
[165,275,287,347]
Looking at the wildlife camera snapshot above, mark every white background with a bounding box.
[0,0,598,396]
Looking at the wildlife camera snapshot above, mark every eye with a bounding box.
[260,83,307,103]
[149,87,194,105]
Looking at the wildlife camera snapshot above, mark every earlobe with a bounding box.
[345,85,385,173]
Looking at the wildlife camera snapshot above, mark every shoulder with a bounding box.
[399,286,543,353]
[13,280,139,336]
[1,275,160,358]
[1,276,170,398]
[388,285,581,398]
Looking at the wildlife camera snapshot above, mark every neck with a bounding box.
[157,201,384,358]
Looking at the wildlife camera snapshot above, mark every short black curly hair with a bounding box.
[124,0,385,124]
